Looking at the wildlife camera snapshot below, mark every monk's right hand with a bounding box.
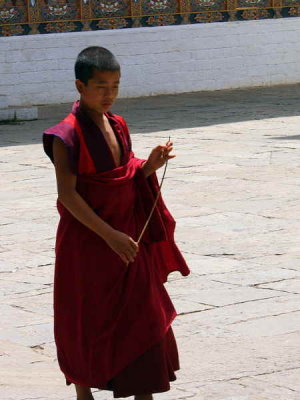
[105,230,139,266]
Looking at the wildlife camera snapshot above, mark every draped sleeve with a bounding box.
[43,119,79,175]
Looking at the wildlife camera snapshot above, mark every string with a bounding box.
[137,135,171,244]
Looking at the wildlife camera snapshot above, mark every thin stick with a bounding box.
[137,136,171,244]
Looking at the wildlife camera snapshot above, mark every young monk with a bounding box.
[43,46,190,400]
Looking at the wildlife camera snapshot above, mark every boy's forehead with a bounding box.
[91,69,120,82]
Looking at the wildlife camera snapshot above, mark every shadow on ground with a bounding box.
[0,83,300,147]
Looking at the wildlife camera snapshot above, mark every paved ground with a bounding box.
[1,84,300,400]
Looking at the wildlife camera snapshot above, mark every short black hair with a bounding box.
[75,46,120,85]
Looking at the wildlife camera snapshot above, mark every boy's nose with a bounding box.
[104,87,115,96]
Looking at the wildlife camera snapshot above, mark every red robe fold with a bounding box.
[43,101,190,397]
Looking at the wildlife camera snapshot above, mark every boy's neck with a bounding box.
[79,100,105,125]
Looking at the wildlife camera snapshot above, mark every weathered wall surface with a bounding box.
[1,19,300,106]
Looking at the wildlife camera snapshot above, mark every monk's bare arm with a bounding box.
[53,137,115,240]
[52,136,138,264]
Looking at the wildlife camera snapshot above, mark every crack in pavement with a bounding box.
[9,304,36,314]
[7,289,53,299]
[210,278,297,288]
[254,286,300,295]
[16,321,51,328]
[20,397,45,399]
[24,263,53,269]
[178,307,214,316]
[212,366,300,389]
[182,251,283,261]
[210,279,246,287]
[281,267,300,272]
[204,253,236,257]
[178,295,285,316]
[226,309,300,325]
[30,344,45,350]
[251,278,298,287]
[239,374,300,394]
[0,278,52,285]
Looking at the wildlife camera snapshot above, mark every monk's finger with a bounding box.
[124,245,136,260]
[120,253,129,265]
[160,145,170,153]
[167,150,173,156]
[130,246,138,256]
[154,145,165,152]
[129,246,138,259]
[162,149,174,159]
[124,253,133,264]
[162,145,173,154]
[129,238,139,250]
[126,252,135,263]
[130,239,139,249]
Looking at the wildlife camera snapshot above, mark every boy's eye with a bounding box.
[96,86,119,89]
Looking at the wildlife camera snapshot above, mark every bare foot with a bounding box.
[134,394,154,400]
[75,383,94,400]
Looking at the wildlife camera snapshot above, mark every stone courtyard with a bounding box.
[1,84,300,400]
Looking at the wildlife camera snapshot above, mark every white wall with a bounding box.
[1,18,300,106]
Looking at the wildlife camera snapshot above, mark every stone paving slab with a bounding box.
[1,84,300,399]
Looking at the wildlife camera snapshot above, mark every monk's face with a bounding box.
[76,69,120,114]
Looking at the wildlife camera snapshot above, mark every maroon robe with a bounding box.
[43,100,190,398]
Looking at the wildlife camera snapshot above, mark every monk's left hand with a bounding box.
[144,140,176,174]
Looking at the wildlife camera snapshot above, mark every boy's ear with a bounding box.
[75,79,85,94]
